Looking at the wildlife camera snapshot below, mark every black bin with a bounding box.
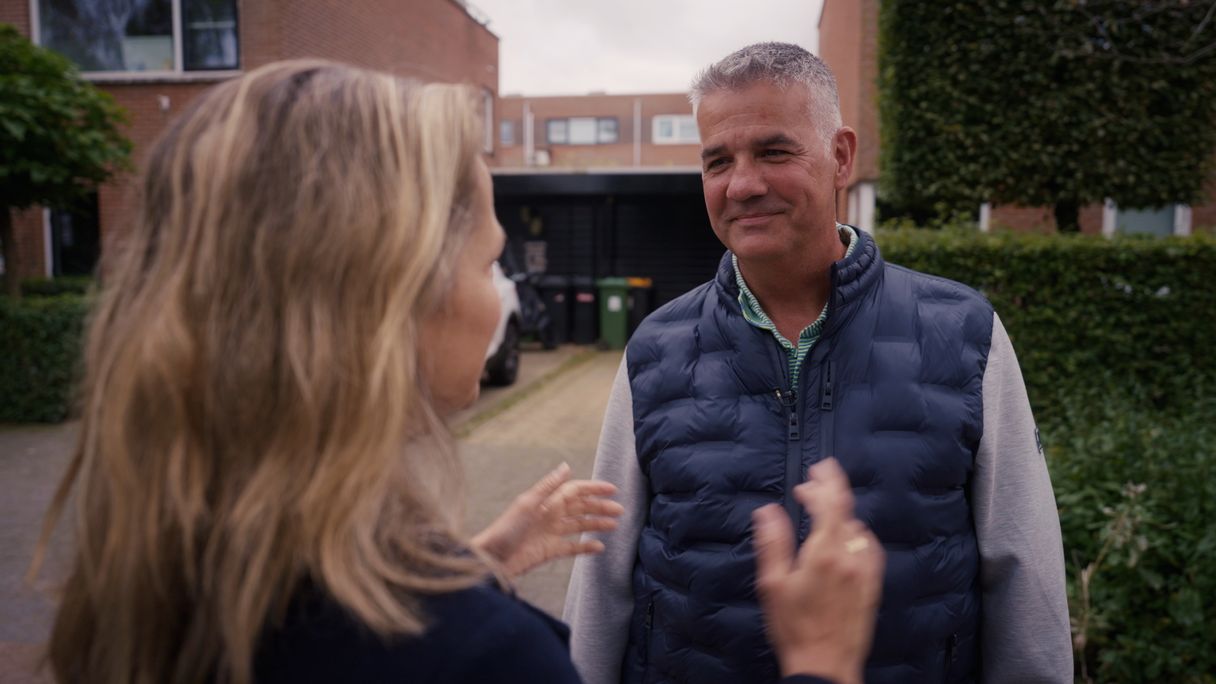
[570,275,598,345]
[626,277,655,337]
[537,275,571,346]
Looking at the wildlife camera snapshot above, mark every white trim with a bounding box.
[856,182,876,233]
[523,101,534,165]
[42,208,53,277]
[83,70,243,84]
[633,98,642,167]
[1101,198,1117,237]
[171,0,184,76]
[979,202,992,233]
[1174,204,1193,236]
[28,0,41,44]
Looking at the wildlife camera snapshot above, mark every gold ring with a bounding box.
[845,537,870,554]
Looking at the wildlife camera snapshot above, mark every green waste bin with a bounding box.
[596,277,630,349]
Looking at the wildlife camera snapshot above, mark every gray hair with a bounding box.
[689,42,842,145]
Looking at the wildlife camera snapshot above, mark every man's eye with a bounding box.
[704,158,726,170]
[761,149,789,158]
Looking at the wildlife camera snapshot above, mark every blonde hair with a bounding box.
[32,60,489,683]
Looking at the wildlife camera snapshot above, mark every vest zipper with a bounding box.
[641,599,655,665]
[943,632,959,681]
[819,360,836,462]
[775,387,802,529]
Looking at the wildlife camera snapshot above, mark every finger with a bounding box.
[751,503,794,600]
[795,458,856,538]
[523,462,572,504]
[558,515,620,535]
[560,494,626,519]
[559,479,619,498]
[551,537,605,561]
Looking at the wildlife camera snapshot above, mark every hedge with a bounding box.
[20,275,93,297]
[879,229,1216,683]
[0,293,89,422]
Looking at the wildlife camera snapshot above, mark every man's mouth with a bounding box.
[731,211,781,225]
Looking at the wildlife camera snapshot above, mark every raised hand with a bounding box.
[473,463,624,577]
[751,458,885,684]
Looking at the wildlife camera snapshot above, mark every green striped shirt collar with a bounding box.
[733,223,858,388]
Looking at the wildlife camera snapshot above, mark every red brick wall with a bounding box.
[992,203,1147,235]
[0,0,29,30]
[819,0,880,185]
[1,0,498,278]
[495,93,700,169]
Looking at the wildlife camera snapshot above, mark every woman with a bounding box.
[32,60,882,684]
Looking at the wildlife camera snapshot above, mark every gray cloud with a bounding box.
[475,0,823,95]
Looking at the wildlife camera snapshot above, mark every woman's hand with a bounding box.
[472,463,623,577]
[752,458,885,684]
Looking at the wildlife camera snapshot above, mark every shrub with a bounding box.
[878,228,1216,682]
[21,275,94,297]
[0,293,89,422]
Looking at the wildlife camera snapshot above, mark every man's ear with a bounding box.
[832,127,858,191]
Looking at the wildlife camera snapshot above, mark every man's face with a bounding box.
[697,81,845,262]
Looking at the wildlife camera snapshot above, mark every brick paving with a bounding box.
[0,347,617,682]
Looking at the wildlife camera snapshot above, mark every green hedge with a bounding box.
[20,275,94,297]
[879,229,1216,683]
[0,294,90,423]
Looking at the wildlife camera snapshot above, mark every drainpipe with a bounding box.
[524,101,534,166]
[633,98,642,167]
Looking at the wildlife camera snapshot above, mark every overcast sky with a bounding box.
[471,0,825,96]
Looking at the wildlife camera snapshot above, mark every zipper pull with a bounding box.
[820,361,835,411]
[775,388,797,408]
[788,410,800,441]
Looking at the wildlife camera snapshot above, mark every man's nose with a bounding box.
[725,159,766,201]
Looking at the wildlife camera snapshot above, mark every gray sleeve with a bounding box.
[563,354,648,684]
[974,313,1073,684]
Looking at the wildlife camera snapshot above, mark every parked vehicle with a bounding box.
[484,262,522,386]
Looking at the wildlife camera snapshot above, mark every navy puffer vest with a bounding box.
[621,229,993,684]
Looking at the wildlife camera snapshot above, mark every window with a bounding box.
[500,120,515,147]
[36,0,239,74]
[652,114,699,144]
[547,119,568,144]
[545,117,619,145]
[1102,200,1191,237]
[598,118,618,144]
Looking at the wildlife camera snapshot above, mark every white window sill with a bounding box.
[82,70,243,85]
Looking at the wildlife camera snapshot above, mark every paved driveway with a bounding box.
[0,347,619,682]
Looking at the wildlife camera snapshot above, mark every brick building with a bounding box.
[817,0,1212,235]
[494,92,700,171]
[1,0,499,282]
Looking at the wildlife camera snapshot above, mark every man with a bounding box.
[563,43,1072,684]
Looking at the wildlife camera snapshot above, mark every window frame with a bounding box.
[1101,199,1192,237]
[30,0,242,82]
[544,116,620,146]
[500,120,515,147]
[652,114,699,145]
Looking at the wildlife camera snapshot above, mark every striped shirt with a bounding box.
[733,224,858,390]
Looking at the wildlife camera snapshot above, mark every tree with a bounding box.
[879,1,1216,232]
[0,23,130,296]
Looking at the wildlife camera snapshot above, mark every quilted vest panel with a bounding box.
[621,229,993,684]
